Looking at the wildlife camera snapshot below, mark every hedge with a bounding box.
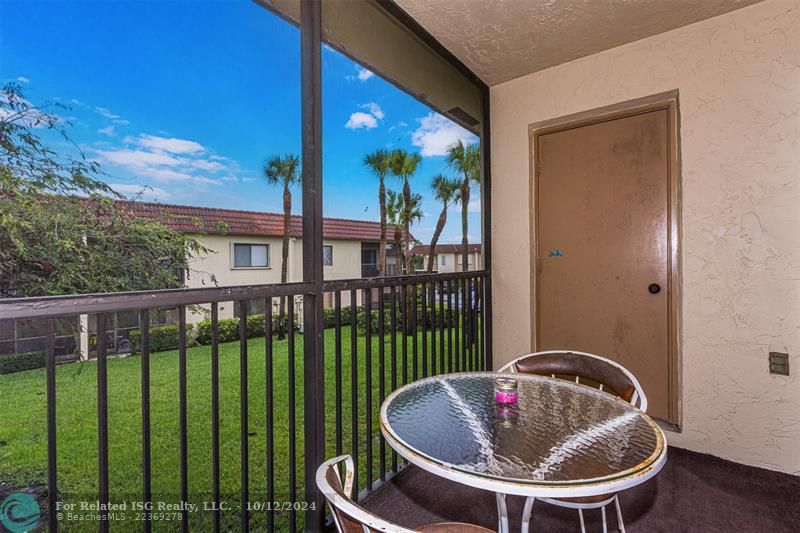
[125,305,461,354]
[0,351,46,374]
[129,325,190,354]
[194,313,298,345]
[354,305,460,334]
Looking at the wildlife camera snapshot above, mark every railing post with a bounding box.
[480,83,493,371]
[301,0,325,530]
[45,319,57,533]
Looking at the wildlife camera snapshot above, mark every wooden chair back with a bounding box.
[500,350,647,411]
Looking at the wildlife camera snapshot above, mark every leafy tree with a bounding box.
[0,83,206,298]
[263,153,301,337]
[446,140,480,271]
[426,175,461,272]
[363,149,393,277]
[389,149,422,275]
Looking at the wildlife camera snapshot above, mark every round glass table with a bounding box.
[380,372,667,532]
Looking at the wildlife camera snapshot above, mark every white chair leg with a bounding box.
[614,496,626,533]
[578,509,586,533]
[495,492,510,533]
[601,505,608,533]
[521,497,535,533]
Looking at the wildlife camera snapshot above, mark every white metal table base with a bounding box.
[495,492,627,533]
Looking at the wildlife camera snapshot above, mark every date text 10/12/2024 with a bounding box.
[55,500,316,513]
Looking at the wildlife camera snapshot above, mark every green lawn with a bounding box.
[0,324,481,531]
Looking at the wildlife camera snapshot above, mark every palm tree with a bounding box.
[446,140,480,271]
[263,154,300,337]
[405,193,423,230]
[386,190,423,274]
[427,175,461,272]
[387,189,423,334]
[390,149,422,275]
[386,190,404,274]
[363,149,393,277]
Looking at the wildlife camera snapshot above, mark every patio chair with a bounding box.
[317,455,494,533]
[499,350,648,533]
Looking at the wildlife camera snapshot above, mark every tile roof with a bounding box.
[412,243,482,255]
[115,200,411,241]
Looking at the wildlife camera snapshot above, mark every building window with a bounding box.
[361,244,379,278]
[233,243,269,268]
[323,245,333,266]
[440,255,446,266]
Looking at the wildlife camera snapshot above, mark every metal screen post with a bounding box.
[301,0,325,529]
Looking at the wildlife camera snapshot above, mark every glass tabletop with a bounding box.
[381,372,665,486]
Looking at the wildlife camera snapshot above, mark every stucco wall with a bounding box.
[420,252,482,273]
[323,239,363,281]
[490,0,800,473]
[187,235,367,319]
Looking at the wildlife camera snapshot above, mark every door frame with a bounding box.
[528,90,682,427]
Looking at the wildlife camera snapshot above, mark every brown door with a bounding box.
[535,108,674,421]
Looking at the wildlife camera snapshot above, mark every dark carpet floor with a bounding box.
[364,447,800,532]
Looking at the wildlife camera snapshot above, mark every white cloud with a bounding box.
[96,125,249,191]
[361,102,384,120]
[411,113,478,157]
[345,102,385,130]
[135,134,204,154]
[16,76,30,84]
[388,121,407,132]
[96,148,182,168]
[148,168,194,182]
[345,111,378,130]
[98,125,117,137]
[357,66,374,81]
[94,105,129,125]
[109,183,171,200]
[346,65,375,82]
[189,158,225,172]
[95,106,120,120]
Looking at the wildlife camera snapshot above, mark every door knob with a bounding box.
[648,283,661,294]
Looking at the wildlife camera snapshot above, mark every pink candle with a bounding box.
[494,378,518,404]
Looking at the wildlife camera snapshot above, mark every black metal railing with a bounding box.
[0,270,489,532]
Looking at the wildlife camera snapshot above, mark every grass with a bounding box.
[0,323,481,531]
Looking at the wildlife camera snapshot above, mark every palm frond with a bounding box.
[263,154,301,189]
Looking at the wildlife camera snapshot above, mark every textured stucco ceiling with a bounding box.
[394,0,765,85]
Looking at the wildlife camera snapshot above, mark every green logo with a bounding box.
[0,492,40,533]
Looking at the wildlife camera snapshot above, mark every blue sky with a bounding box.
[0,0,481,244]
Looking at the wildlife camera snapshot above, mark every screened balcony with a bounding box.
[1,0,798,532]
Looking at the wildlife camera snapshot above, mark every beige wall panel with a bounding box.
[491,0,800,473]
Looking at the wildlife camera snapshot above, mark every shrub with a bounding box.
[129,325,190,354]
[323,306,353,328]
[194,313,298,346]
[195,317,239,345]
[0,352,46,374]
[355,307,391,334]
